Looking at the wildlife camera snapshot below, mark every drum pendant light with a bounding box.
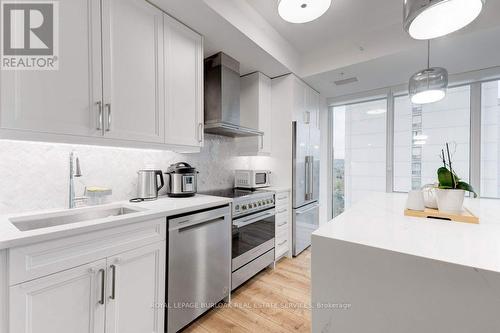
[404,0,484,40]
[409,41,448,104]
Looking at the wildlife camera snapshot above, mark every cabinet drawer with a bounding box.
[275,192,289,206]
[276,225,288,242]
[275,238,288,258]
[276,206,289,216]
[9,218,166,286]
[276,214,289,229]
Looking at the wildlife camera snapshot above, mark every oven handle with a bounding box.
[233,209,275,228]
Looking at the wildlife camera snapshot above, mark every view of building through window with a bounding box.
[393,86,470,192]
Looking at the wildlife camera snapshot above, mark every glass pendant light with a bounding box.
[278,0,331,24]
[409,40,448,105]
[404,0,484,40]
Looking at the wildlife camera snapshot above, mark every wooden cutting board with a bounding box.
[404,207,479,224]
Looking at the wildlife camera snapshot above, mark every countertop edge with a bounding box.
[0,196,233,250]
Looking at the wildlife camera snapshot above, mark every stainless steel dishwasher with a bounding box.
[167,205,231,333]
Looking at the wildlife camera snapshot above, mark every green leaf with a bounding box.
[437,167,454,188]
[456,181,478,198]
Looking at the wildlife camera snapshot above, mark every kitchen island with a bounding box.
[311,193,500,333]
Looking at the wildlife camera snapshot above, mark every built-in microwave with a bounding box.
[234,170,271,189]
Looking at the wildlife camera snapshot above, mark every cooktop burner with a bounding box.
[200,188,266,199]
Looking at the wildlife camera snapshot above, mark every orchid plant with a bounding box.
[437,142,477,198]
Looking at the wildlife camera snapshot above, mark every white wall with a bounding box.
[0,135,254,215]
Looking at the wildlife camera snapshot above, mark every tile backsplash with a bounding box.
[0,135,266,215]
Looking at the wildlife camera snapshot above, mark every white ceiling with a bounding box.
[247,0,500,75]
[154,0,500,98]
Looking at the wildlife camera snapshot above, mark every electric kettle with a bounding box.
[133,170,164,201]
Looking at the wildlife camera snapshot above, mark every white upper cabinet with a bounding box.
[10,260,107,333]
[0,0,204,151]
[101,0,165,143]
[163,14,204,148]
[0,0,103,137]
[306,88,320,130]
[237,72,272,155]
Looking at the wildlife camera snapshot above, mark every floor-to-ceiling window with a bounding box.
[481,80,500,198]
[329,74,500,220]
[332,99,387,214]
[393,85,471,192]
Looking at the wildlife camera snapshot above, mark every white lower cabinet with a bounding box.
[8,219,166,333]
[274,190,291,259]
[10,259,107,333]
[105,242,166,333]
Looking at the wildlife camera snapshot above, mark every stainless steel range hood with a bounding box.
[204,52,263,137]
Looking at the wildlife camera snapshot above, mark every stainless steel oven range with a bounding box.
[201,189,276,290]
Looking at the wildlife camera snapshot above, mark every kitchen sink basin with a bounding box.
[10,206,144,232]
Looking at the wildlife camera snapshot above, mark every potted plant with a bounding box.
[435,143,477,213]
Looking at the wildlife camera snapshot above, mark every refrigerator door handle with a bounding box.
[296,203,320,215]
[305,156,313,200]
[309,156,314,198]
[304,156,310,201]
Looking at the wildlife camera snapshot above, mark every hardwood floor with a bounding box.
[182,249,311,333]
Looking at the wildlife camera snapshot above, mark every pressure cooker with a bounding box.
[165,162,198,197]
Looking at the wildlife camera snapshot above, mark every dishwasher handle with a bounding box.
[168,205,230,231]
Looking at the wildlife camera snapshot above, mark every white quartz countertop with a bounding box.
[313,193,500,273]
[0,195,232,249]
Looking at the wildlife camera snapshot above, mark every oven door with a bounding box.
[232,208,275,271]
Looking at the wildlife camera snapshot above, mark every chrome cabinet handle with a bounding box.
[278,221,287,227]
[105,103,111,132]
[109,264,116,300]
[96,102,103,131]
[277,196,287,200]
[278,240,287,246]
[198,123,203,142]
[277,209,287,214]
[98,269,105,305]
[260,135,264,150]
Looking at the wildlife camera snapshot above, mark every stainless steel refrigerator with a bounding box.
[292,121,320,256]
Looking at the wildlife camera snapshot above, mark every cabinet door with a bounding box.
[164,14,203,147]
[10,260,107,333]
[259,74,272,154]
[307,89,320,130]
[101,0,165,143]
[105,242,166,333]
[293,78,307,123]
[0,0,102,136]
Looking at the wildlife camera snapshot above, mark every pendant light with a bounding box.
[404,0,484,40]
[278,0,331,24]
[409,40,448,104]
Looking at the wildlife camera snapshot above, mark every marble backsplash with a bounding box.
[0,135,268,215]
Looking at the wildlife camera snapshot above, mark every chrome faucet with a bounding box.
[69,152,84,208]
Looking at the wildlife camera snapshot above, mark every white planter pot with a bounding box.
[421,184,438,209]
[435,189,465,213]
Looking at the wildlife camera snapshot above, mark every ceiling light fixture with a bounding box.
[278,0,331,24]
[409,40,448,105]
[404,0,484,40]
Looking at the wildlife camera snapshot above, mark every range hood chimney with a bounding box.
[204,52,263,137]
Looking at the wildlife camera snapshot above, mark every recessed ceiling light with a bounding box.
[278,0,331,24]
[414,140,427,146]
[404,0,484,40]
[366,109,386,115]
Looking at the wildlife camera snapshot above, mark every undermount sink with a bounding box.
[10,206,144,232]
